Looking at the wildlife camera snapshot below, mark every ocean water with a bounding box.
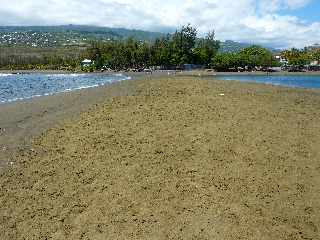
[214,74,320,89]
[0,73,131,104]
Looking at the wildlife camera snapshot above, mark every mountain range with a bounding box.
[0,25,275,52]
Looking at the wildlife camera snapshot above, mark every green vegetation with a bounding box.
[219,40,253,53]
[63,24,219,71]
[93,25,218,70]
[0,25,165,47]
[0,46,84,70]
[212,45,277,71]
[282,48,320,66]
[212,45,320,72]
[1,25,220,70]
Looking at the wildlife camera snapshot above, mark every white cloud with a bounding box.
[0,0,319,48]
[258,0,312,12]
[284,0,312,9]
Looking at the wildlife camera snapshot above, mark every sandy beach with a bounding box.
[0,75,145,171]
[1,75,320,239]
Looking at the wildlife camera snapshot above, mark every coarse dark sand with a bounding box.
[1,75,320,239]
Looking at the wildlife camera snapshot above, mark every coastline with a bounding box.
[0,76,140,171]
[0,72,168,171]
[1,69,320,104]
[1,73,320,171]
[2,68,320,75]
[178,69,320,76]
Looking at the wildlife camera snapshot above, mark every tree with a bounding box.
[171,24,197,64]
[150,36,171,67]
[211,53,239,71]
[78,25,220,71]
[239,45,274,69]
[211,45,275,71]
[193,31,220,65]
[310,49,320,61]
[281,48,309,66]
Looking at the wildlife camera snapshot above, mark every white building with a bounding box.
[81,59,93,67]
[274,55,288,65]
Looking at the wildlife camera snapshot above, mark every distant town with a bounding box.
[0,31,88,47]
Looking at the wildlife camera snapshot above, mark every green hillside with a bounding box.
[219,40,277,53]
[0,25,275,53]
[0,25,165,47]
[219,40,253,53]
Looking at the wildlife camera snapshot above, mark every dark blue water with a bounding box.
[0,73,131,104]
[214,74,320,89]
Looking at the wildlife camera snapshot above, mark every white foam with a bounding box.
[1,83,106,104]
[45,73,84,78]
[62,84,100,92]
[0,73,13,77]
[114,73,124,77]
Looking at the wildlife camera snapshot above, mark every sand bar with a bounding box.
[1,75,320,239]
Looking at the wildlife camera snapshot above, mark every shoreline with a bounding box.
[0,71,170,105]
[1,70,320,106]
[2,68,320,75]
[0,76,144,171]
[1,73,320,171]
[0,74,132,105]
[0,72,169,171]
[179,70,320,76]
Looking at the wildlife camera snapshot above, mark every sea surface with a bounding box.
[0,73,131,104]
[1,73,320,104]
[214,74,320,89]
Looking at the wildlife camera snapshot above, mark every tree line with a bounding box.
[209,45,320,72]
[281,48,320,66]
[0,46,83,70]
[211,46,278,71]
[83,24,219,71]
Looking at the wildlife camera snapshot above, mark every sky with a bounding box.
[1,0,319,49]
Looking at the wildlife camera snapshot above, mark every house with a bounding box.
[274,55,288,65]
[310,60,319,66]
[81,59,93,67]
[307,60,320,71]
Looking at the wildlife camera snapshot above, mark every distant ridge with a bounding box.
[0,25,165,46]
[219,40,252,53]
[219,40,277,53]
[0,25,276,52]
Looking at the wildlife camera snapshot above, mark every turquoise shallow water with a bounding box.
[0,73,131,104]
[214,74,320,89]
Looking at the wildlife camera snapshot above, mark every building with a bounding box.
[81,59,93,67]
[274,55,288,65]
[310,60,319,66]
[308,60,320,71]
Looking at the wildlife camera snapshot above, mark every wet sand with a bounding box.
[1,75,320,239]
